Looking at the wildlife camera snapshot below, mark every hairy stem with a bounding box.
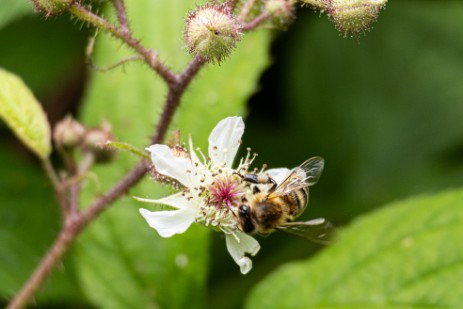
[88,54,144,72]
[68,3,177,85]
[6,221,79,309]
[111,0,130,33]
[238,0,257,21]
[41,158,68,217]
[152,56,205,143]
[242,12,270,31]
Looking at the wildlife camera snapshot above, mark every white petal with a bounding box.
[133,192,191,210]
[266,168,291,185]
[146,144,194,187]
[139,206,198,238]
[238,257,253,275]
[208,116,244,168]
[225,230,260,274]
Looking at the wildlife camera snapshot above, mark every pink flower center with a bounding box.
[208,175,244,208]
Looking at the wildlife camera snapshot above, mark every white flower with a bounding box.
[137,116,261,274]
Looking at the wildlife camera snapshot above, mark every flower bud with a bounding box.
[31,0,73,16]
[328,0,387,36]
[185,4,242,63]
[53,115,85,150]
[265,0,296,29]
[82,125,116,163]
[301,0,328,12]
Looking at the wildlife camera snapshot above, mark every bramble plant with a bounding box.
[4,1,463,309]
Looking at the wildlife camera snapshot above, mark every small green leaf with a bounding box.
[0,68,51,159]
[105,141,150,160]
[246,188,463,308]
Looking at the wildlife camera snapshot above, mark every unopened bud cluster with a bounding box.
[301,0,387,36]
[184,4,242,63]
[302,0,328,11]
[53,116,116,163]
[53,116,85,149]
[82,125,115,163]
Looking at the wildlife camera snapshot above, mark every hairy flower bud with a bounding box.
[265,0,296,29]
[185,4,242,63]
[53,115,85,150]
[301,0,328,12]
[328,0,387,36]
[82,125,116,163]
[31,0,73,16]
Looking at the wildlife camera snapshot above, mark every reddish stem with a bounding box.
[242,12,270,31]
[112,0,130,33]
[69,3,177,85]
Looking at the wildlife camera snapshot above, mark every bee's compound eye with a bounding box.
[238,205,254,234]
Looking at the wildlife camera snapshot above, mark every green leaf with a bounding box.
[0,0,33,30]
[0,68,51,159]
[246,188,463,308]
[75,1,271,308]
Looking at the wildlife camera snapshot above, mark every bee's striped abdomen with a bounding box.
[285,187,308,217]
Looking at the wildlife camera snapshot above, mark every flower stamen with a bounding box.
[207,174,245,208]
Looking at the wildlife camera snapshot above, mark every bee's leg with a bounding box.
[243,173,260,184]
[267,178,277,192]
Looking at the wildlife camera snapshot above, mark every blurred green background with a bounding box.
[1,0,463,308]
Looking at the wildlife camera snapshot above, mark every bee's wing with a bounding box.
[296,156,325,186]
[276,218,336,244]
[269,157,324,199]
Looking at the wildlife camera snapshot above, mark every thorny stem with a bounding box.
[67,152,94,215]
[242,12,270,31]
[238,0,257,21]
[152,56,205,143]
[111,0,130,33]
[68,181,80,216]
[41,158,67,216]
[85,33,144,71]
[68,2,177,85]
[6,224,79,309]
[88,54,144,72]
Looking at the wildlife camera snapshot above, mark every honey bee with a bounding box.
[236,157,334,244]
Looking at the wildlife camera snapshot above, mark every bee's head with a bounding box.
[237,204,255,234]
